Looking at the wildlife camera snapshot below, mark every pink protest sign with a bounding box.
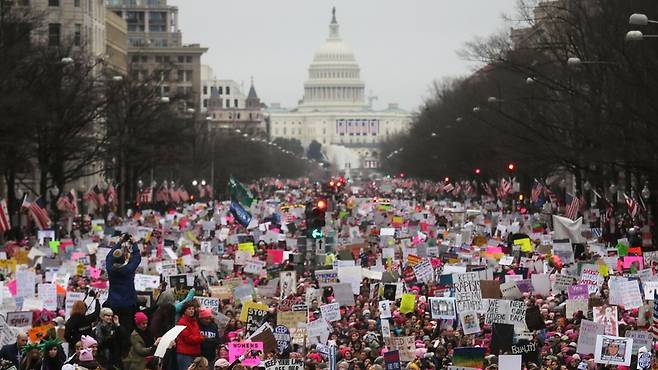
[623,256,644,269]
[228,341,263,367]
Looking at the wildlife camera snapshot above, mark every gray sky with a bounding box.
[169,0,518,111]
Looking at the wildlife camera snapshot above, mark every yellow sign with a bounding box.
[238,242,255,256]
[400,293,416,314]
[598,263,609,277]
[0,259,16,273]
[514,238,534,252]
[240,301,269,322]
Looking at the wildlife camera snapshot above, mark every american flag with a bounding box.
[601,203,613,227]
[137,187,153,204]
[531,181,544,203]
[21,195,51,230]
[178,187,189,202]
[482,182,494,197]
[155,183,170,203]
[0,199,10,233]
[56,190,77,215]
[84,184,106,208]
[169,186,181,203]
[451,182,461,197]
[564,193,580,220]
[624,194,639,219]
[497,178,512,198]
[105,184,117,209]
[463,181,475,198]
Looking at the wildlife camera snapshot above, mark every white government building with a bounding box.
[266,8,411,172]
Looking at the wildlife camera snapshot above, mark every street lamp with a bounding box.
[112,75,124,81]
[192,180,198,186]
[160,97,170,103]
[487,96,504,104]
[526,77,535,85]
[201,180,206,186]
[629,13,658,26]
[456,116,463,123]
[60,57,74,64]
[472,106,481,113]
[567,57,616,67]
[431,132,437,137]
[137,179,144,189]
[609,183,617,194]
[625,30,658,41]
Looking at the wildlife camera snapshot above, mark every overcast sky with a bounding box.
[168,0,518,112]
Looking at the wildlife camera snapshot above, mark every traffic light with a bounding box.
[305,200,327,239]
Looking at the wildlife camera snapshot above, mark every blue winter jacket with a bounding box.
[106,243,142,309]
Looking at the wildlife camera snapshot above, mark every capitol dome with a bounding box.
[299,8,369,112]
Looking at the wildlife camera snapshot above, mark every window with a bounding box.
[74,24,81,46]
[74,0,80,6]
[177,70,184,82]
[203,99,208,108]
[203,86,207,95]
[141,55,147,63]
[237,113,240,119]
[186,56,192,63]
[218,86,223,95]
[155,56,163,63]
[185,70,192,82]
[226,86,230,95]
[48,23,60,46]
[234,99,238,107]
[225,100,230,108]
[48,0,59,6]
[283,127,287,135]
[178,56,184,63]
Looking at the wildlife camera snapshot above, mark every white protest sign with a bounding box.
[195,296,220,313]
[577,320,605,355]
[500,281,522,300]
[38,283,57,311]
[5,311,32,327]
[15,270,35,298]
[319,302,340,322]
[134,274,160,291]
[243,259,266,275]
[379,300,392,319]
[552,275,575,292]
[154,325,186,358]
[453,272,482,313]
[65,291,86,319]
[594,335,632,366]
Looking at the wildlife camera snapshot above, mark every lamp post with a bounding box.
[629,13,658,26]
[625,30,658,41]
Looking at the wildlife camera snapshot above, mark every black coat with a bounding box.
[0,343,20,369]
[64,299,101,345]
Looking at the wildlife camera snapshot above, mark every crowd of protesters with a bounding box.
[0,177,654,370]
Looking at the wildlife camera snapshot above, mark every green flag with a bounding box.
[228,176,254,207]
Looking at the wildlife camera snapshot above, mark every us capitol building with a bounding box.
[265,8,411,172]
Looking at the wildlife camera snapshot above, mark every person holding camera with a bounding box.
[106,234,142,336]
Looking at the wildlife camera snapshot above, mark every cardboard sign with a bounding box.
[459,311,481,335]
[134,274,160,291]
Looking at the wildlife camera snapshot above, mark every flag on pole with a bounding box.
[0,199,10,233]
[531,181,543,203]
[228,176,254,207]
[137,187,153,204]
[564,193,580,220]
[624,194,639,219]
[21,195,51,230]
[155,183,169,203]
[55,191,77,215]
[105,184,117,208]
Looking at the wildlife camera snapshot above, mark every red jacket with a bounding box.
[176,315,204,356]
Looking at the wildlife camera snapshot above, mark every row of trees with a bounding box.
[383,0,658,205]
[0,3,310,222]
